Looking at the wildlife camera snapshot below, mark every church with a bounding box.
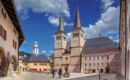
[54,8,120,73]
[54,8,86,72]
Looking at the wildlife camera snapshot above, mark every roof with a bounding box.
[74,8,81,28]
[23,55,50,62]
[34,41,38,44]
[19,51,32,56]
[82,37,119,52]
[1,0,24,47]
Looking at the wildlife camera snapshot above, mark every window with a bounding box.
[13,40,17,49]
[85,56,87,61]
[63,37,66,40]
[73,33,79,37]
[114,62,117,67]
[89,56,91,61]
[0,25,7,40]
[101,56,104,61]
[65,57,68,60]
[56,36,61,40]
[97,63,99,67]
[93,63,95,67]
[34,63,37,66]
[97,56,99,61]
[1,8,6,19]
[85,63,87,67]
[3,29,7,40]
[89,63,91,68]
[39,64,44,66]
[101,63,104,67]
[107,55,109,60]
[114,54,117,59]
[107,63,109,66]
[93,56,95,61]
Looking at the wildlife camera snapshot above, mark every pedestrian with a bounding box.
[51,69,55,78]
[58,69,62,78]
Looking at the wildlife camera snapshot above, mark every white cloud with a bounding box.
[83,6,120,40]
[48,16,73,26]
[101,0,114,10]
[67,32,71,41]
[14,0,72,26]
[49,50,54,54]
[42,50,46,54]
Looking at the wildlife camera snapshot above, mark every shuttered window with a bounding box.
[0,25,7,40]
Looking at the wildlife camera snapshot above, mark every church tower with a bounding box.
[54,13,67,71]
[70,8,85,72]
[33,41,39,56]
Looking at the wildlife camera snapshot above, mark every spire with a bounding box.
[74,8,81,28]
[58,13,64,32]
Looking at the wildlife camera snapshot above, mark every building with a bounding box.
[18,51,32,72]
[0,0,24,76]
[22,41,50,72]
[82,36,120,73]
[33,41,39,56]
[54,9,86,73]
[54,8,121,73]
[119,0,130,80]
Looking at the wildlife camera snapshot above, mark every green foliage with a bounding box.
[50,54,54,69]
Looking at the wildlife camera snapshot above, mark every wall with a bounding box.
[0,1,19,60]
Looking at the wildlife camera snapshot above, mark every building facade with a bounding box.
[54,9,85,73]
[22,56,50,72]
[120,0,130,80]
[82,37,120,73]
[0,0,24,76]
[22,41,50,72]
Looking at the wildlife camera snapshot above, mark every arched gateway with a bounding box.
[0,47,9,76]
[11,55,18,71]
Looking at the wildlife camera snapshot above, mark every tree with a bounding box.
[50,54,54,69]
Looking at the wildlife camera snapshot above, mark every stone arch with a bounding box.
[11,55,18,71]
[0,47,8,76]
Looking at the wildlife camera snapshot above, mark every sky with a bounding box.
[14,0,120,56]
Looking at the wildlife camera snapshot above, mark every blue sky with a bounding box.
[14,0,120,56]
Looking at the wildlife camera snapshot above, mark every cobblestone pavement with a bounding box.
[0,72,125,80]
[0,72,65,80]
[67,73,125,80]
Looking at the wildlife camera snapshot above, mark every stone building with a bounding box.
[82,36,120,73]
[54,9,85,73]
[119,0,130,80]
[0,0,24,76]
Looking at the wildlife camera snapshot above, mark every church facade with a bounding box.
[54,8,120,73]
[54,9,86,72]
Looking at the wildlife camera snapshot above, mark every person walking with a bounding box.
[58,69,62,78]
[51,69,55,78]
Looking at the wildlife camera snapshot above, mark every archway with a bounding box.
[11,55,18,71]
[0,47,8,76]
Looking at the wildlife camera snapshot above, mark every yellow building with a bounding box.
[22,41,50,72]
[22,55,50,72]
